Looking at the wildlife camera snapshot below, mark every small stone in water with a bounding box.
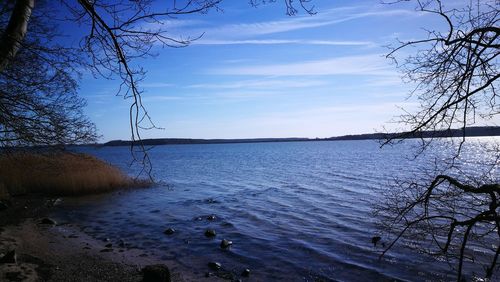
[207,215,216,221]
[105,243,112,248]
[208,262,221,270]
[204,229,216,237]
[220,239,233,249]
[164,228,175,235]
[241,268,250,277]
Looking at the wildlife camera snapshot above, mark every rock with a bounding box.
[118,239,126,247]
[0,250,16,264]
[0,200,9,211]
[205,272,212,277]
[207,261,221,271]
[164,228,175,235]
[204,229,216,237]
[142,264,171,282]
[241,268,250,277]
[371,236,381,247]
[105,243,112,248]
[207,215,216,221]
[220,239,233,249]
[40,218,56,225]
[53,198,62,206]
[99,248,113,253]
[205,198,219,204]
[5,271,23,280]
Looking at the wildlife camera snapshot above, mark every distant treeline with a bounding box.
[102,126,500,147]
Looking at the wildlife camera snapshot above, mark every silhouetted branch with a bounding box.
[382,0,499,156]
[377,167,500,280]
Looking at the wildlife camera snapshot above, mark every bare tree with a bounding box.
[377,1,500,280]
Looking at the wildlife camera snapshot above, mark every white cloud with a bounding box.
[208,54,395,76]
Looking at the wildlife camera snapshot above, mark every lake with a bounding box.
[54,138,499,281]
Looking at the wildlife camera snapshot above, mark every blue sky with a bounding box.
[77,0,451,141]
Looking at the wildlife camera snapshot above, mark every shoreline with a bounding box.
[0,195,223,281]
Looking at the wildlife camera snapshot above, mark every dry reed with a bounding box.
[0,152,149,197]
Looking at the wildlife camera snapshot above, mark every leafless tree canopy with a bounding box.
[0,0,97,147]
[384,0,499,147]
[0,0,314,177]
[378,1,500,280]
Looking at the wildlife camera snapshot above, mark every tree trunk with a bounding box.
[0,0,35,73]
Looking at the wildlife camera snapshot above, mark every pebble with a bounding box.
[40,218,56,225]
[208,261,221,270]
[242,268,251,277]
[204,229,216,237]
[164,228,175,235]
[0,201,9,211]
[0,250,16,264]
[220,239,233,249]
[142,264,171,282]
[207,215,216,221]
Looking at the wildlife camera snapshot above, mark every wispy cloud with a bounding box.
[142,95,184,101]
[192,39,374,46]
[141,82,174,88]
[150,6,417,46]
[198,8,416,38]
[208,54,395,76]
[186,78,329,89]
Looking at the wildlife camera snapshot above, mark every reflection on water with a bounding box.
[55,138,499,281]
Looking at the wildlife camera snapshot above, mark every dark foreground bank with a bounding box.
[0,195,226,282]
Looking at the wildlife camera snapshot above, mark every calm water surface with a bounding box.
[54,139,499,281]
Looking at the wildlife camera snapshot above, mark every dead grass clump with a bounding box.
[0,152,149,196]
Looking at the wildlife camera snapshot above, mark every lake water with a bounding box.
[54,139,499,281]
